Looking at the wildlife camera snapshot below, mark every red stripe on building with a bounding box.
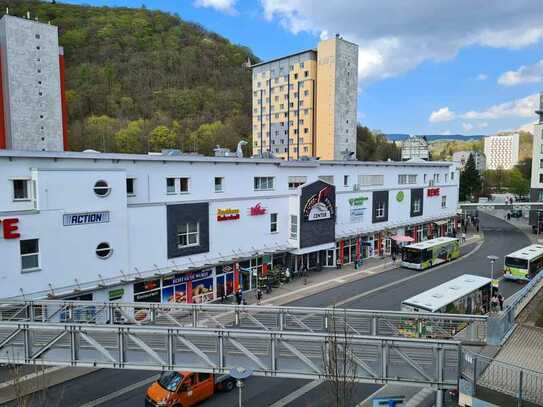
[59,54,69,151]
[0,48,6,150]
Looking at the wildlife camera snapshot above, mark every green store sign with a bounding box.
[108,288,125,301]
[349,196,368,206]
[396,191,405,202]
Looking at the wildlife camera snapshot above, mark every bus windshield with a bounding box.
[158,371,183,392]
[402,248,421,263]
[505,256,528,270]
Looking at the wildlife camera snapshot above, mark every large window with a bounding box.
[270,213,278,233]
[12,179,30,201]
[359,175,384,186]
[398,174,417,185]
[166,178,176,194]
[254,177,274,191]
[177,222,199,248]
[290,215,298,239]
[179,177,189,193]
[20,239,40,272]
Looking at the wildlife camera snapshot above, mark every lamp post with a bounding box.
[229,366,252,407]
[487,255,499,312]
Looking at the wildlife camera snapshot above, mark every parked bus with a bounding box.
[504,244,543,281]
[401,237,460,270]
[401,274,491,314]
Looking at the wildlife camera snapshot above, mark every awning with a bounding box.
[391,235,414,243]
[434,219,448,226]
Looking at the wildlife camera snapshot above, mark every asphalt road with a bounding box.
[9,212,531,407]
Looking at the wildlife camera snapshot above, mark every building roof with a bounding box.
[505,244,543,261]
[0,150,454,168]
[402,274,491,312]
[251,49,317,68]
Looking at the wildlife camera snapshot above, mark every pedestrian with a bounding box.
[256,287,263,305]
[336,257,341,270]
[266,278,272,294]
[461,232,466,243]
[507,212,511,221]
[302,264,309,276]
[285,267,291,282]
[491,294,499,312]
[235,289,242,306]
[497,293,504,311]
[220,288,226,303]
[392,252,396,263]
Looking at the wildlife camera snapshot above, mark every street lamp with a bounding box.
[487,255,499,312]
[229,366,252,407]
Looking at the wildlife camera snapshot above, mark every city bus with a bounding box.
[401,274,491,314]
[503,244,543,281]
[401,237,460,270]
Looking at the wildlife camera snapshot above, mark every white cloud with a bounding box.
[476,73,488,81]
[194,0,238,14]
[478,122,488,129]
[260,1,543,86]
[429,107,455,123]
[498,60,543,86]
[462,122,474,131]
[517,121,536,134]
[441,130,452,136]
[463,93,538,120]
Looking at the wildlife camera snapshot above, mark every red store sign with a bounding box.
[427,188,440,197]
[0,218,20,239]
[250,202,267,216]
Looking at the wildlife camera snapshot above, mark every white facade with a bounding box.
[0,15,64,151]
[401,136,429,161]
[452,151,486,172]
[484,133,519,170]
[0,151,459,301]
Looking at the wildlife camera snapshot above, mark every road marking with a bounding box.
[78,374,159,407]
[335,240,484,308]
[356,385,389,406]
[267,380,323,407]
[0,366,65,390]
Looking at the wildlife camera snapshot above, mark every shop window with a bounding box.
[270,213,278,233]
[20,239,40,272]
[126,178,135,196]
[214,177,224,193]
[254,176,275,191]
[288,176,306,189]
[12,179,30,201]
[96,242,113,259]
[93,180,111,197]
[290,215,298,239]
[166,177,176,194]
[177,222,199,248]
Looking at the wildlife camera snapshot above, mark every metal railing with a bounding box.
[0,300,488,344]
[462,351,543,405]
[0,321,461,389]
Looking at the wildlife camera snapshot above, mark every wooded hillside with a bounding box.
[2,0,257,154]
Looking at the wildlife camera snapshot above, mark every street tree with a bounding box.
[509,168,530,197]
[459,153,481,201]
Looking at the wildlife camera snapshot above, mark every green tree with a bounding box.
[509,168,530,197]
[459,153,481,201]
[83,115,119,152]
[149,125,177,151]
[114,119,145,153]
[515,158,532,181]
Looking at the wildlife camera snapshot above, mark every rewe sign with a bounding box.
[0,218,20,239]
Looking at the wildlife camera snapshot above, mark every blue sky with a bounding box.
[62,0,543,136]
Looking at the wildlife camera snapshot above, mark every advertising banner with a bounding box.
[63,211,110,226]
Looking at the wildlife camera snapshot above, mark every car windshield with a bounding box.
[158,371,183,392]
[505,256,528,270]
[402,248,421,263]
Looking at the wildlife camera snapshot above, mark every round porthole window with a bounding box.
[93,180,111,197]
[96,242,113,259]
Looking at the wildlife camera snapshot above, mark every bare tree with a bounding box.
[322,306,358,407]
[8,364,31,407]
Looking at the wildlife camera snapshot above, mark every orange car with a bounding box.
[145,371,235,407]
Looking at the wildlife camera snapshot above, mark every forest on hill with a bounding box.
[2,0,257,154]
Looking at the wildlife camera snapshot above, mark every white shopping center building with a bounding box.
[0,150,460,303]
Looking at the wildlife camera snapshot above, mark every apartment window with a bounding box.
[319,175,334,184]
[344,175,349,186]
[290,215,298,239]
[304,90,309,96]
[179,177,189,193]
[540,159,543,169]
[434,174,440,184]
[288,176,307,189]
[126,178,135,196]
[254,177,275,191]
[12,179,30,201]
[413,198,421,213]
[304,70,309,77]
[375,201,385,219]
[423,174,427,183]
[177,222,199,248]
[166,178,176,194]
[93,180,111,197]
[358,175,384,186]
[214,177,224,193]
[398,174,417,185]
[441,196,447,208]
[20,239,40,272]
[444,173,448,183]
[270,213,278,233]
[294,73,298,80]
[303,127,309,134]
[96,242,113,259]
[300,62,305,68]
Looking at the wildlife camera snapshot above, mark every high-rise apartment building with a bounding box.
[483,133,519,170]
[0,15,67,152]
[529,93,543,231]
[251,35,358,161]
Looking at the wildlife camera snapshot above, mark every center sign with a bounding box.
[303,185,335,221]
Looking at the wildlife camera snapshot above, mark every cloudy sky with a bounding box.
[64,0,543,135]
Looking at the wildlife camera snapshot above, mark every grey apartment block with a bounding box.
[333,39,358,160]
[0,15,64,152]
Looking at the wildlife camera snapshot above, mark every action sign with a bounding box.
[63,211,110,226]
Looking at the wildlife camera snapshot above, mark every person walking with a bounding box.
[256,287,263,305]
[491,294,499,313]
[336,257,341,270]
[497,293,504,311]
[235,289,242,306]
[461,231,466,243]
[285,266,291,282]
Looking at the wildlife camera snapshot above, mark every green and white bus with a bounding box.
[401,237,460,270]
[504,244,543,281]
